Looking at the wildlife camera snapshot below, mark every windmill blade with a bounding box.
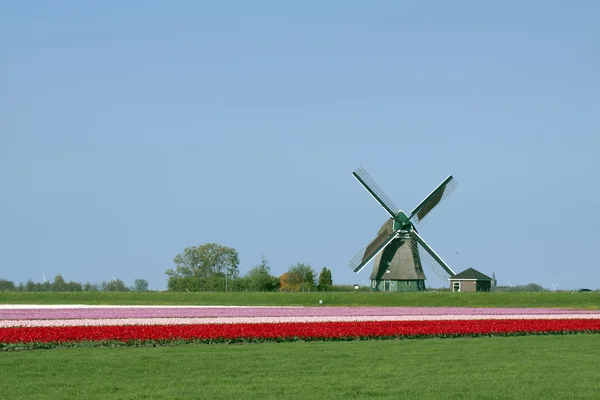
[409,175,457,224]
[409,230,455,280]
[353,167,399,218]
[349,226,398,273]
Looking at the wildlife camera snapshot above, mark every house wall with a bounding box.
[460,280,477,292]
[450,280,492,293]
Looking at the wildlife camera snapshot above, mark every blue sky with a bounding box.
[1,1,599,290]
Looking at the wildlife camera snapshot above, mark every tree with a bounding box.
[317,267,333,290]
[132,279,149,292]
[26,280,36,292]
[524,283,545,292]
[165,243,240,291]
[287,262,316,291]
[40,279,51,292]
[83,282,100,292]
[101,279,130,292]
[279,272,302,292]
[167,276,199,292]
[167,243,239,279]
[246,255,280,292]
[0,279,15,292]
[51,274,66,292]
[65,280,83,292]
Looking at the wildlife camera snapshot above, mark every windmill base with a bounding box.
[371,279,425,292]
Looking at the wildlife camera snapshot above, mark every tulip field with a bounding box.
[1,302,600,399]
[2,304,600,349]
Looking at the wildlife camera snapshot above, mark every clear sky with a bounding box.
[1,1,599,290]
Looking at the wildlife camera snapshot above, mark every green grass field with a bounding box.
[0,335,598,399]
[1,291,599,308]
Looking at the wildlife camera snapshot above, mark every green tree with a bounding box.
[287,262,316,291]
[166,243,240,291]
[83,282,100,292]
[101,279,130,292]
[0,279,15,292]
[25,280,36,292]
[205,273,227,291]
[40,279,51,292]
[524,283,545,292]
[167,276,197,292]
[246,255,280,292]
[132,279,149,292]
[317,267,333,290]
[65,280,83,292]
[51,274,66,292]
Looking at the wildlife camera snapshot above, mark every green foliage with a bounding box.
[0,276,143,293]
[287,262,316,291]
[51,274,66,292]
[4,275,84,292]
[244,255,280,292]
[82,282,100,292]
[494,283,548,292]
[132,279,149,292]
[0,279,15,292]
[524,283,546,292]
[167,243,240,279]
[167,276,199,292]
[100,279,130,292]
[1,336,600,399]
[317,267,333,290]
[166,273,247,292]
[166,243,239,291]
[205,273,227,291]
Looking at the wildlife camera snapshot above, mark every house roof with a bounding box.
[450,267,492,281]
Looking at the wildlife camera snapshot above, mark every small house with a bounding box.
[449,268,493,292]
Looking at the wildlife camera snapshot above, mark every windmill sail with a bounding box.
[353,167,399,218]
[349,220,398,273]
[409,175,457,224]
[409,230,455,280]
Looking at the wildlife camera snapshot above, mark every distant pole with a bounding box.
[226,273,228,293]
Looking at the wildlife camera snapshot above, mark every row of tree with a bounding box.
[166,243,333,292]
[0,242,333,293]
[3,243,574,293]
[0,275,149,292]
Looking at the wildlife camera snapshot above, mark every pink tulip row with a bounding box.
[2,313,600,328]
[2,305,600,329]
[1,305,598,320]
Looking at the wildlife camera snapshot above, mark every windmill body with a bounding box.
[367,220,425,292]
[349,167,458,291]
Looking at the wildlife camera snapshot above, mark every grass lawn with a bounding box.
[1,291,600,308]
[1,335,598,399]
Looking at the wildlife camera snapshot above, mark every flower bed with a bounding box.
[1,306,599,350]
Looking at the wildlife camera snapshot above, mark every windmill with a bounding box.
[349,167,458,292]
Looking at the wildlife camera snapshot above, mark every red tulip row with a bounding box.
[2,319,599,348]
